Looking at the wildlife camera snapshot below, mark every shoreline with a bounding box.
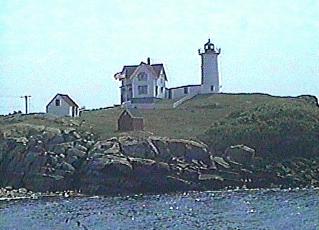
[0,187,85,202]
[1,185,318,202]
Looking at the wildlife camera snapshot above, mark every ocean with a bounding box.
[1,188,318,230]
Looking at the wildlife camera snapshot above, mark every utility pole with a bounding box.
[20,95,31,114]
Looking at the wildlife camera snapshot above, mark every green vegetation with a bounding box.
[201,95,319,159]
[1,93,318,160]
[81,93,288,139]
[1,93,319,193]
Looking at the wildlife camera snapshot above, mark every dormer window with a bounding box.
[55,99,61,106]
[137,72,147,81]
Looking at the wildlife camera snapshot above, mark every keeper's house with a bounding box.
[114,57,167,108]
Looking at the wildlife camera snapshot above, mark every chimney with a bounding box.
[147,57,151,65]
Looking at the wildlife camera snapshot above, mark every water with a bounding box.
[0,188,318,230]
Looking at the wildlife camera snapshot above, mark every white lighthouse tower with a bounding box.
[198,39,221,94]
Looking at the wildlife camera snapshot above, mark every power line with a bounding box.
[0,95,21,98]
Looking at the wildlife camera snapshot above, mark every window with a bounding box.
[155,86,158,96]
[211,85,215,91]
[160,87,164,93]
[55,99,61,106]
[184,87,189,94]
[138,85,148,95]
[137,72,147,81]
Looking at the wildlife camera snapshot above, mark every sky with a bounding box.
[0,0,318,114]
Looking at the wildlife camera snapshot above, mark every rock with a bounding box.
[63,128,76,135]
[49,134,65,145]
[72,131,81,139]
[213,157,230,169]
[15,137,28,145]
[184,143,211,166]
[148,137,171,161]
[120,137,155,159]
[67,147,86,158]
[86,154,132,177]
[58,162,75,172]
[5,186,13,191]
[198,173,224,181]
[130,158,170,177]
[18,188,28,194]
[74,143,87,153]
[2,127,318,196]
[224,145,255,165]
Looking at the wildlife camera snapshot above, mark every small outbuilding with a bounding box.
[46,93,80,117]
[118,109,144,131]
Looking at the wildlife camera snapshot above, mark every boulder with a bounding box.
[120,137,155,159]
[85,154,132,177]
[49,143,72,155]
[184,143,211,166]
[22,173,70,192]
[67,147,86,158]
[130,158,170,177]
[148,137,171,161]
[49,134,65,145]
[224,145,255,165]
[14,137,28,145]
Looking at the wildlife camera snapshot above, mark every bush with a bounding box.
[201,100,319,160]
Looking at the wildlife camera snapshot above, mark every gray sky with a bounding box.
[0,0,318,114]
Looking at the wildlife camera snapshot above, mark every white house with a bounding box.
[46,94,80,117]
[114,58,167,107]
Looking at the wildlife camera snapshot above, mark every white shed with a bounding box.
[46,94,79,117]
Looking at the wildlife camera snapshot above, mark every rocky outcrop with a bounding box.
[224,145,255,165]
[0,126,318,196]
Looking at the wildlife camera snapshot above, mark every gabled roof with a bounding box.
[46,94,79,108]
[122,65,139,78]
[118,62,167,81]
[129,63,158,80]
[151,64,166,79]
[121,109,143,119]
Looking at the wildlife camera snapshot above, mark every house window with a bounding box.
[137,72,147,81]
[184,87,189,94]
[138,85,148,95]
[211,85,215,91]
[55,99,61,106]
[160,87,163,93]
[155,86,158,96]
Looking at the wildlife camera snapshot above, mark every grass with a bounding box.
[1,93,318,145]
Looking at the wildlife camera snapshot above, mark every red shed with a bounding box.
[118,109,144,131]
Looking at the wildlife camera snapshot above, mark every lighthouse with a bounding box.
[198,39,221,94]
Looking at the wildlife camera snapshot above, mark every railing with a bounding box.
[173,94,198,108]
